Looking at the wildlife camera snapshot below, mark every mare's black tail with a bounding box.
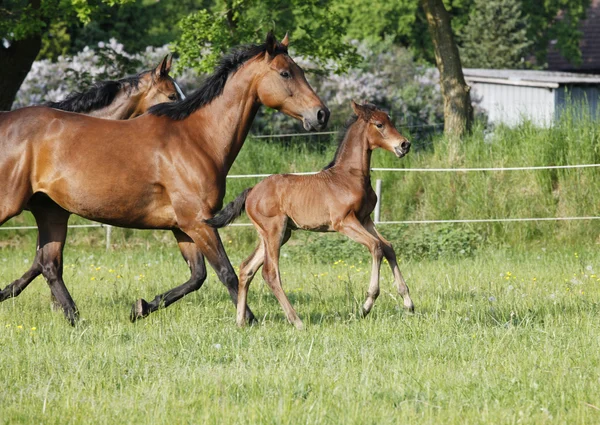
[205,188,252,228]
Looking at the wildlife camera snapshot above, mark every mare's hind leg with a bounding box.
[335,214,384,318]
[33,204,78,324]
[364,218,414,312]
[236,228,291,327]
[1,200,78,324]
[0,198,41,303]
[0,237,43,302]
[131,229,207,320]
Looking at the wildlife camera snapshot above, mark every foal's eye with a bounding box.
[280,71,291,79]
[375,122,384,129]
[168,94,178,101]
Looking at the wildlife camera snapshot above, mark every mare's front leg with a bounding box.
[131,225,255,323]
[364,218,414,312]
[131,229,207,320]
[336,214,384,317]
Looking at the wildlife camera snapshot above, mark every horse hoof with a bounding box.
[65,310,79,326]
[130,299,149,322]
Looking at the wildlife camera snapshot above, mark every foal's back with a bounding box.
[245,168,373,231]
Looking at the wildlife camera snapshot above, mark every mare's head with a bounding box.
[134,55,185,115]
[255,32,329,131]
[352,101,410,158]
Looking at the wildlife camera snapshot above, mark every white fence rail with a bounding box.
[2,163,599,248]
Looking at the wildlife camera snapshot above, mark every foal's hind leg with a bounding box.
[237,228,291,327]
[258,218,303,329]
[336,214,384,317]
[364,218,414,312]
[237,242,265,327]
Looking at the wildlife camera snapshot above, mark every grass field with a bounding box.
[1,240,600,424]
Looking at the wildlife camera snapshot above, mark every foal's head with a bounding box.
[352,101,410,158]
[255,33,330,131]
[135,55,185,115]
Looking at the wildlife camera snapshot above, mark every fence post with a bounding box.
[374,179,382,224]
[105,225,112,250]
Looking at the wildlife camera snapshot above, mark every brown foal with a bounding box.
[207,102,414,329]
[0,33,328,325]
[46,55,184,119]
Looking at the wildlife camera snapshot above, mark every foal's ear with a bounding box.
[351,100,367,119]
[281,32,290,48]
[265,31,277,56]
[155,55,172,79]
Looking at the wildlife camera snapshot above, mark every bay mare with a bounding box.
[207,102,413,329]
[46,55,185,119]
[31,55,184,310]
[0,33,329,325]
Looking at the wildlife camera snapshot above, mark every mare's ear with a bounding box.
[155,55,171,79]
[265,31,277,56]
[281,32,289,48]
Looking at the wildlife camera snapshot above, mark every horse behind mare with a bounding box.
[0,33,328,325]
[207,101,414,329]
[46,55,185,119]
[13,55,184,311]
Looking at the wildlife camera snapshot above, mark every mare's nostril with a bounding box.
[401,141,411,150]
[317,108,329,126]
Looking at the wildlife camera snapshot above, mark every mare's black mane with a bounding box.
[149,42,288,120]
[46,73,144,114]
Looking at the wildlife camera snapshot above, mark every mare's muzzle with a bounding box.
[394,140,411,158]
[302,106,330,131]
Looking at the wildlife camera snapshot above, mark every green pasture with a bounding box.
[1,242,600,424]
[2,113,600,423]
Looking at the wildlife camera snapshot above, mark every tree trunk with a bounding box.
[420,0,473,138]
[0,0,43,111]
[0,36,43,111]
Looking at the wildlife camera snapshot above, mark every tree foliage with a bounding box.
[172,0,361,75]
[459,0,532,69]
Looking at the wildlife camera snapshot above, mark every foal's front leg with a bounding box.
[336,214,383,317]
[364,218,414,312]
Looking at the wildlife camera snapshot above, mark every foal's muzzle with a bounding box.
[302,106,330,131]
[394,140,411,158]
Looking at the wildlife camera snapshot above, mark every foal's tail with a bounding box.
[205,188,252,228]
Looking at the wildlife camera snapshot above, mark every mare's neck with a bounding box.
[330,122,372,177]
[88,84,143,120]
[182,60,261,174]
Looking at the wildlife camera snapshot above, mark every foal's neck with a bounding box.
[330,121,372,178]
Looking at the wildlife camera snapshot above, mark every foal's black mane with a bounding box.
[46,73,145,114]
[323,104,377,170]
[149,43,288,120]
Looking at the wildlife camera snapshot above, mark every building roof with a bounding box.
[547,0,600,73]
[463,69,600,88]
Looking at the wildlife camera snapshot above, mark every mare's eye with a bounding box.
[375,122,384,129]
[168,94,178,101]
[280,71,291,79]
